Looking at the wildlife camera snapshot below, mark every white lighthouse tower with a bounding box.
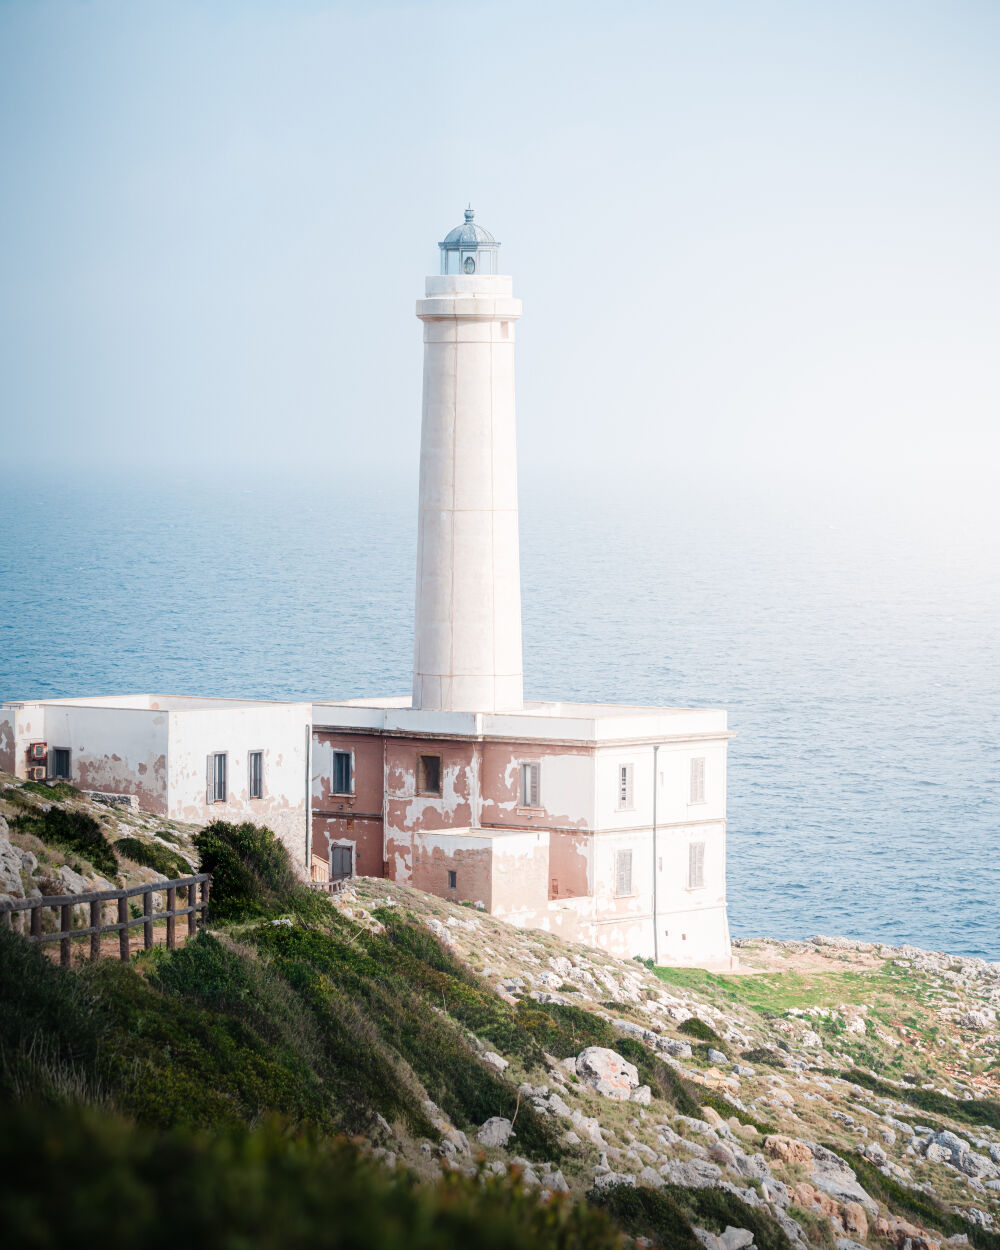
[412,209,524,713]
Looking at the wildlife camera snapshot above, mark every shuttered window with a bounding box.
[207,752,227,804]
[248,751,263,799]
[615,849,633,897]
[617,763,634,810]
[521,762,540,808]
[333,751,353,795]
[689,756,706,804]
[688,841,706,890]
[51,748,71,780]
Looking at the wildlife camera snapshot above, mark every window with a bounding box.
[207,752,227,804]
[615,849,633,898]
[520,762,540,808]
[617,763,634,810]
[418,754,442,796]
[51,748,71,780]
[688,842,706,890]
[689,756,706,804]
[448,870,457,889]
[331,846,352,880]
[463,255,475,273]
[248,751,263,800]
[333,751,353,795]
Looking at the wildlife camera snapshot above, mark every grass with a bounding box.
[845,1068,1000,1132]
[592,1181,793,1250]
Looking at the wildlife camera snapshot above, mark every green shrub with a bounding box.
[844,1068,1000,1132]
[8,804,117,878]
[21,780,79,801]
[590,1182,700,1250]
[0,1104,628,1250]
[114,835,191,880]
[665,1183,793,1250]
[844,1146,1000,1250]
[740,1047,788,1069]
[194,820,328,922]
[677,1016,724,1045]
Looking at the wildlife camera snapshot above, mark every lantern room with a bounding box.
[438,206,500,275]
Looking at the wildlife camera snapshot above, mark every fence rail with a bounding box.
[0,874,211,965]
[306,877,348,895]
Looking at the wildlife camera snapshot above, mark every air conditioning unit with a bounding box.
[29,742,47,761]
[27,766,47,781]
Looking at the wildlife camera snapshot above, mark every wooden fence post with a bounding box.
[119,895,130,962]
[187,883,197,937]
[143,889,153,950]
[200,878,210,926]
[90,900,101,960]
[166,886,176,949]
[60,903,72,966]
[31,906,42,939]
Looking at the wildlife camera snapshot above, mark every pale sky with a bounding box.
[1,0,998,491]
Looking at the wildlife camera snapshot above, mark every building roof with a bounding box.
[440,207,497,248]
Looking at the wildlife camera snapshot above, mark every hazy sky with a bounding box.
[1,1,998,490]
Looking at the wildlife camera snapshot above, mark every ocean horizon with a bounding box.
[2,470,997,959]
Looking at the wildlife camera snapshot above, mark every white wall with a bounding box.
[167,703,310,868]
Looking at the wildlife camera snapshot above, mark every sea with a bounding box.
[2,473,997,959]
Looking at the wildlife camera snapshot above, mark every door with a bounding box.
[331,845,353,880]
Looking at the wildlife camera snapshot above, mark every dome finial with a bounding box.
[465,205,475,222]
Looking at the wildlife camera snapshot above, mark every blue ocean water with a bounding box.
[1,475,997,958]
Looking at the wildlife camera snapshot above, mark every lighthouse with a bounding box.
[411,208,525,713]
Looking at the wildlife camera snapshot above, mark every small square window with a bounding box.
[417,754,442,796]
[333,751,353,795]
[448,870,457,890]
[248,751,263,799]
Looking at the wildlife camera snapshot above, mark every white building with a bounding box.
[1,210,735,969]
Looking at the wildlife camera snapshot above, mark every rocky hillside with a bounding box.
[4,773,1000,1250]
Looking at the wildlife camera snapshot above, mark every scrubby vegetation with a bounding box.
[194,819,330,922]
[0,1104,627,1250]
[593,1180,793,1250]
[845,1067,1000,1132]
[5,797,118,878]
[113,835,191,880]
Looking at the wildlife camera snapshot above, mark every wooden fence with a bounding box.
[0,874,211,966]
[306,878,348,896]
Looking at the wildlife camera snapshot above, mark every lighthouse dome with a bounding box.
[439,207,500,275]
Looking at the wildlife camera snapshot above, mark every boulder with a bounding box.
[476,1117,514,1148]
[0,837,25,898]
[765,1135,813,1166]
[631,1085,652,1106]
[807,1144,878,1215]
[959,1011,994,1032]
[720,1228,754,1250]
[482,1051,509,1073]
[592,1171,636,1191]
[708,1048,728,1065]
[576,1046,640,1101]
[664,1039,694,1058]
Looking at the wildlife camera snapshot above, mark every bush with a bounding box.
[844,1068,1000,1132]
[8,804,117,878]
[0,1104,628,1250]
[114,835,191,880]
[194,821,328,922]
[677,1016,724,1045]
[590,1182,700,1250]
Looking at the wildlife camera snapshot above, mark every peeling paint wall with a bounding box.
[6,703,170,811]
[311,815,384,879]
[411,832,494,909]
[167,704,310,868]
[479,740,593,830]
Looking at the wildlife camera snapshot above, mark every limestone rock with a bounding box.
[765,1135,813,1166]
[476,1117,514,1148]
[482,1051,509,1073]
[631,1085,652,1106]
[576,1046,640,1101]
[720,1228,755,1250]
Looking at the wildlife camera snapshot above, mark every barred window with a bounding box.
[615,849,633,898]
[688,842,706,890]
